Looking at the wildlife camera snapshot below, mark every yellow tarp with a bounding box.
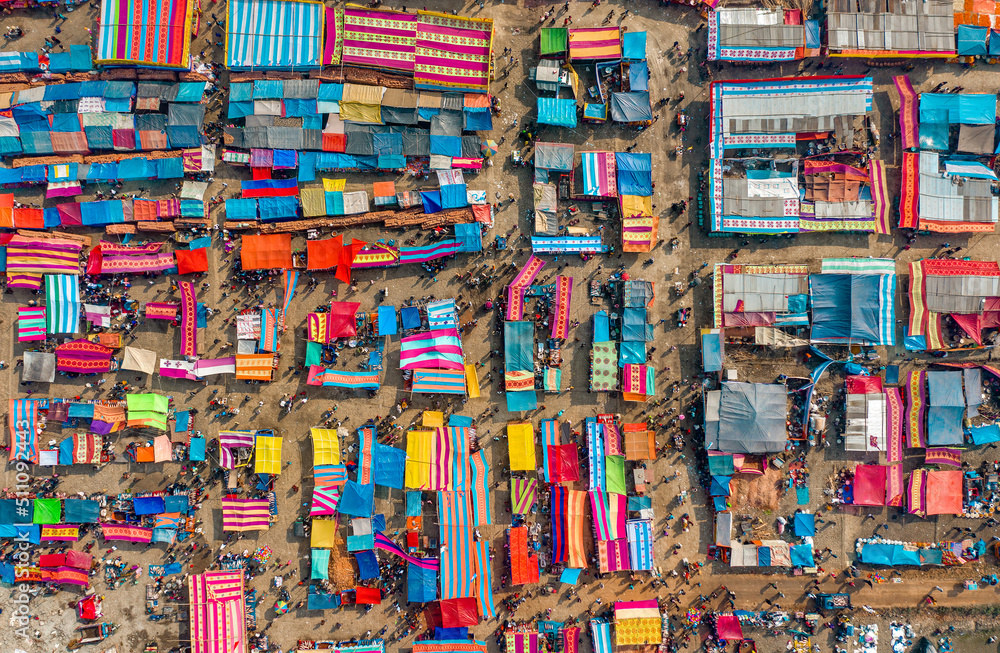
[301,187,327,217]
[465,364,480,398]
[405,430,432,489]
[254,435,283,475]
[311,519,337,548]
[423,411,444,427]
[507,423,536,471]
[322,178,347,193]
[310,428,341,466]
[342,83,386,105]
[339,102,382,124]
[621,194,653,216]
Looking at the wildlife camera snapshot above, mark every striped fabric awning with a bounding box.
[221,498,271,531]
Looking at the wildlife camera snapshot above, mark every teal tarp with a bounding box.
[505,321,533,372]
[537,98,577,128]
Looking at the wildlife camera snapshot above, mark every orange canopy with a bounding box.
[241,234,293,270]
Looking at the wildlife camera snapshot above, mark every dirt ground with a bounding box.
[3,0,1000,653]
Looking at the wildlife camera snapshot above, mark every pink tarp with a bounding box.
[328,302,361,338]
[715,614,744,640]
[853,464,887,506]
[846,375,883,394]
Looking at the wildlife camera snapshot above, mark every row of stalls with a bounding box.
[224,81,494,173]
[589,280,657,401]
[708,3,1000,61]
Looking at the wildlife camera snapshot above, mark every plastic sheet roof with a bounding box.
[226,0,324,70]
[716,382,787,453]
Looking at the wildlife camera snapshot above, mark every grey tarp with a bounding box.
[462,135,481,158]
[957,123,996,154]
[717,382,788,453]
[135,113,167,131]
[282,79,319,99]
[534,210,558,235]
[430,110,463,137]
[303,129,323,150]
[401,129,430,156]
[167,103,205,128]
[441,94,464,111]
[241,126,269,149]
[609,91,652,122]
[245,115,275,128]
[927,371,964,406]
[267,127,304,150]
[225,127,245,148]
[22,351,55,383]
[535,142,575,171]
[382,107,418,125]
[345,127,375,156]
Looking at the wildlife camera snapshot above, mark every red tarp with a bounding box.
[65,550,93,569]
[307,235,343,271]
[548,444,581,482]
[853,464,887,506]
[845,375,883,395]
[925,469,963,515]
[39,553,65,568]
[335,238,365,283]
[715,614,744,640]
[328,302,361,337]
[242,233,293,270]
[175,248,209,274]
[355,586,382,604]
[951,313,983,345]
[440,596,479,627]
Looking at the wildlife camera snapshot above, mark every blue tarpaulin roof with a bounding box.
[455,222,482,252]
[593,311,610,342]
[406,491,422,517]
[622,307,648,342]
[537,98,578,128]
[505,321,534,372]
[790,543,814,567]
[190,436,206,461]
[63,499,100,523]
[928,371,964,406]
[616,152,652,196]
[435,628,469,640]
[958,24,989,55]
[610,92,652,122]
[805,20,821,48]
[355,550,380,580]
[620,341,645,365]
[859,543,922,566]
[920,92,997,124]
[622,31,647,59]
[927,406,965,445]
[400,306,421,330]
[991,30,1000,55]
[583,103,606,120]
[308,586,342,609]
[133,496,165,515]
[709,475,731,496]
[793,512,816,536]
[702,330,723,372]
[506,389,538,411]
[971,424,1000,444]
[373,443,405,489]
[408,562,437,602]
[628,61,649,92]
[338,481,375,517]
[377,306,398,336]
[809,274,882,345]
[421,190,443,214]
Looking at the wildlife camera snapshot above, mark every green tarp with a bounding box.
[591,341,618,391]
[127,393,169,413]
[540,28,568,55]
[605,455,626,494]
[311,548,330,579]
[32,498,61,524]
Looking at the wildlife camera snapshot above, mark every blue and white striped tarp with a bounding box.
[426,299,458,330]
[589,619,613,653]
[45,275,80,335]
[227,0,324,70]
[626,518,653,570]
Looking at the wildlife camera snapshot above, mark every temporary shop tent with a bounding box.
[534,141,574,182]
[540,27,569,56]
[188,571,247,653]
[957,25,989,56]
[927,371,966,445]
[609,92,652,124]
[97,0,193,67]
[242,233,293,270]
[715,615,743,641]
[809,274,888,345]
[254,433,283,474]
[616,153,652,196]
[226,0,323,70]
[21,351,55,383]
[859,542,922,566]
[508,423,536,471]
[126,393,169,430]
[568,27,622,61]
[408,563,437,602]
[853,464,887,506]
[715,382,787,453]
[122,346,157,374]
[538,98,578,128]
[925,469,963,515]
[793,512,816,537]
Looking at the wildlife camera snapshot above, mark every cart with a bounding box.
[589,280,603,305]
[68,623,117,650]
